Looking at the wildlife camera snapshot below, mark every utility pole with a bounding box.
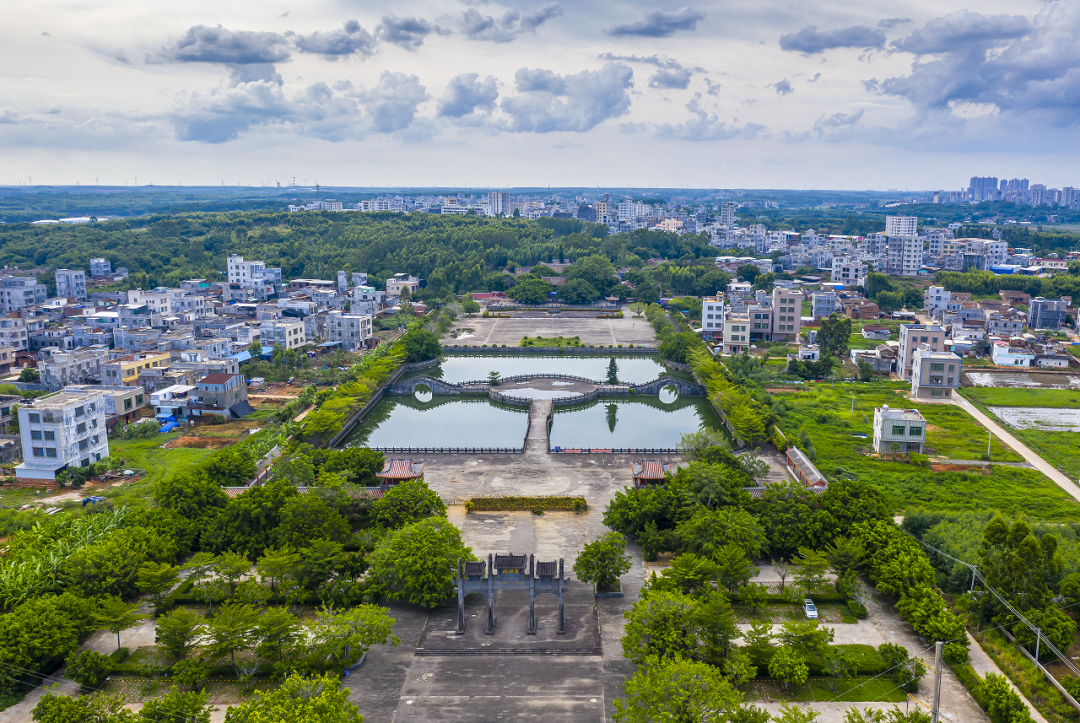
[931,640,943,723]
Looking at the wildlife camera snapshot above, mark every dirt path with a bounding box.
[950,395,1080,503]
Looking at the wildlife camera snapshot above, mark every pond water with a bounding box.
[421,354,667,384]
[343,396,529,449]
[989,406,1080,432]
[965,372,1080,389]
[548,397,721,450]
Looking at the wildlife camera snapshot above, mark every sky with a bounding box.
[3,0,1079,190]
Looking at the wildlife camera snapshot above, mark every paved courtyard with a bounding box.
[445,307,658,347]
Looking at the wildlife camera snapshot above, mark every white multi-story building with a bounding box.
[910,347,961,399]
[702,296,725,339]
[259,319,306,351]
[337,271,368,292]
[924,286,951,314]
[885,216,918,237]
[127,289,172,316]
[55,269,87,301]
[831,257,868,287]
[386,274,421,298]
[327,310,373,351]
[872,406,926,454]
[227,255,282,293]
[887,235,923,277]
[898,324,945,379]
[39,348,110,390]
[0,317,29,351]
[15,390,109,485]
[771,288,802,340]
[487,190,510,216]
[351,286,385,316]
[718,202,737,228]
[722,316,751,354]
[166,290,207,317]
[90,258,112,277]
[0,276,47,312]
[811,291,837,319]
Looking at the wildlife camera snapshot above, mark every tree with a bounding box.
[461,295,481,315]
[675,507,767,558]
[606,357,620,385]
[309,604,399,670]
[779,619,835,658]
[202,479,300,558]
[844,707,930,723]
[487,370,501,385]
[155,474,228,520]
[136,562,180,611]
[621,590,702,664]
[775,559,791,590]
[775,704,820,723]
[769,645,809,692]
[65,649,113,691]
[574,533,633,591]
[19,367,40,383]
[214,551,253,595]
[31,691,133,723]
[818,313,853,359]
[255,607,301,664]
[658,332,697,364]
[826,537,865,577]
[275,494,350,549]
[650,553,720,596]
[613,655,750,723]
[206,602,259,670]
[821,647,853,693]
[676,429,730,462]
[371,478,446,529]
[401,329,441,362]
[858,360,874,382]
[878,643,926,693]
[741,583,770,618]
[560,278,600,304]
[508,277,554,304]
[793,547,831,591]
[138,686,211,723]
[198,446,256,487]
[737,264,760,283]
[728,404,766,444]
[367,517,474,608]
[64,526,178,599]
[223,672,364,723]
[155,607,206,661]
[257,546,300,592]
[715,544,760,595]
[981,672,1034,723]
[94,596,147,652]
[249,339,262,357]
[743,619,775,665]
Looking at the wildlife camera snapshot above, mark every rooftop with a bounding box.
[25,390,104,409]
[875,406,926,422]
[199,373,239,385]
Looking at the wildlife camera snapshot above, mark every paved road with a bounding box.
[950,395,1080,504]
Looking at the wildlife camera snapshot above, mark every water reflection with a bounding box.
[427,354,668,384]
[550,397,721,450]
[606,403,618,432]
[344,396,528,449]
[414,383,432,402]
[659,384,679,404]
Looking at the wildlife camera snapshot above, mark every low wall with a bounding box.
[441,345,657,354]
[326,364,407,448]
[371,446,522,454]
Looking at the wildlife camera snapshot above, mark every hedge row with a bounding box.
[466,496,588,513]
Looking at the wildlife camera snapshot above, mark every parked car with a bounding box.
[803,599,818,620]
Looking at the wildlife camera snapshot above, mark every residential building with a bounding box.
[351,286,385,316]
[15,390,109,485]
[127,289,172,316]
[487,190,510,216]
[0,346,15,375]
[191,373,251,419]
[924,286,951,314]
[0,276,47,312]
[897,324,945,379]
[39,348,109,390]
[1029,297,1069,331]
[55,269,87,301]
[747,303,773,340]
[910,347,961,399]
[226,255,282,294]
[872,406,927,454]
[885,216,918,236]
[991,340,1035,367]
[1,317,32,352]
[326,310,373,351]
[811,292,837,319]
[771,288,801,340]
[831,257,868,287]
[722,316,751,355]
[701,296,725,339]
[101,352,171,387]
[886,235,923,277]
[386,274,421,298]
[63,384,148,429]
[89,258,112,277]
[985,313,1024,336]
[260,319,306,351]
[718,202,737,227]
[151,384,196,421]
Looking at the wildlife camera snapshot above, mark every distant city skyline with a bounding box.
[3,0,1078,188]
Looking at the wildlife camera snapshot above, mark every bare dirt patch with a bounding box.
[164,436,235,449]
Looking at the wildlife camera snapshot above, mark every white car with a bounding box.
[803,599,818,620]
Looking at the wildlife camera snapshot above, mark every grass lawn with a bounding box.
[520,335,583,348]
[962,357,992,367]
[105,434,218,506]
[744,677,907,703]
[773,381,1080,520]
[961,387,1080,409]
[847,334,884,350]
[1009,429,1080,482]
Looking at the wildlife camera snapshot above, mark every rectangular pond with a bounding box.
[548,396,722,451]
[420,354,668,385]
[342,396,529,449]
[965,371,1080,389]
[989,406,1080,432]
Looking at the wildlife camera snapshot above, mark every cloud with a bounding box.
[461,4,562,43]
[292,20,377,58]
[606,7,705,37]
[437,73,499,117]
[704,78,721,95]
[169,80,294,143]
[354,71,430,133]
[888,10,1028,54]
[655,94,764,141]
[161,25,290,64]
[649,68,692,89]
[878,18,912,29]
[225,63,283,86]
[779,25,886,54]
[500,62,634,132]
[376,15,435,50]
[813,109,864,137]
[808,73,821,83]
[774,79,793,95]
[598,53,682,69]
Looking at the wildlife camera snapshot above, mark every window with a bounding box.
[44,430,54,441]
[32,447,44,457]
[76,423,86,434]
[79,439,89,451]
[75,406,84,417]
[30,430,42,440]
[930,363,944,372]
[45,448,57,458]
[28,413,39,423]
[910,426,922,436]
